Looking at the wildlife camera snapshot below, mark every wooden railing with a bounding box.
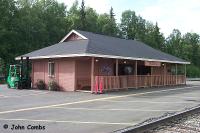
[93,75,186,93]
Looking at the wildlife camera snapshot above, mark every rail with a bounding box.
[113,105,200,133]
[93,75,186,93]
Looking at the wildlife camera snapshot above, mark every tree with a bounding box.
[120,10,146,41]
[0,58,5,76]
[165,30,200,77]
[107,7,118,36]
[67,0,80,30]
[97,13,110,34]
[0,0,17,73]
[135,16,146,41]
[37,0,68,44]
[0,0,68,68]
[79,0,86,30]
[120,10,138,39]
[165,29,183,57]
[0,0,16,49]
[153,23,165,50]
[182,33,200,66]
[144,22,165,50]
[101,7,118,36]
[0,0,200,78]
[85,7,98,32]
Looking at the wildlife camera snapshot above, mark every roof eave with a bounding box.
[15,53,190,64]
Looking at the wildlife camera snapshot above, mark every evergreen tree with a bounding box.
[68,0,80,30]
[85,7,98,32]
[120,10,137,39]
[102,7,117,36]
[80,0,86,30]
[145,22,165,50]
[0,0,199,78]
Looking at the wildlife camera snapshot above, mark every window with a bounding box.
[118,64,134,75]
[48,62,55,77]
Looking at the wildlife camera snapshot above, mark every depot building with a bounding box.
[16,30,190,93]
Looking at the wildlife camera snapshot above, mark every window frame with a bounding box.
[48,62,55,77]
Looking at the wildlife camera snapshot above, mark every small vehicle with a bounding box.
[7,65,21,88]
[7,57,31,89]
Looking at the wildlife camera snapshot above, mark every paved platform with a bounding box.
[0,82,200,133]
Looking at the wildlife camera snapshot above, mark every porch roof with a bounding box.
[16,30,190,64]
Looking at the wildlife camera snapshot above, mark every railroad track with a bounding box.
[114,104,200,133]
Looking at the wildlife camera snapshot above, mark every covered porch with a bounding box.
[75,57,187,93]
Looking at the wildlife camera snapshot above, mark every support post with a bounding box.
[175,64,177,85]
[164,63,166,86]
[116,59,119,88]
[115,59,120,88]
[91,57,94,93]
[135,60,138,88]
[32,61,34,88]
[116,59,118,76]
[184,64,186,85]
[150,67,153,87]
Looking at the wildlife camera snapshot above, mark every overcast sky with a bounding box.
[58,0,200,37]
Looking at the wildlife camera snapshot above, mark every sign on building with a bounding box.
[144,61,161,67]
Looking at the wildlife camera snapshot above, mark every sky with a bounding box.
[58,0,200,37]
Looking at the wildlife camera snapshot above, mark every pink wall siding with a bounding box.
[57,59,75,91]
[76,58,91,89]
[44,61,48,84]
[32,60,48,89]
[76,59,91,80]
[32,58,76,91]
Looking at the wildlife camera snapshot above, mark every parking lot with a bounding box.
[0,81,200,133]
